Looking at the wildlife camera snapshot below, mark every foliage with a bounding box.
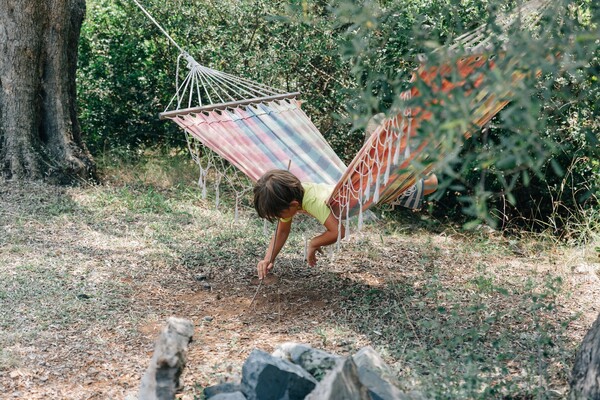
[331,0,599,230]
[78,0,599,229]
[78,0,355,157]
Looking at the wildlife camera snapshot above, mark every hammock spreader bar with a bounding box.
[159,92,301,119]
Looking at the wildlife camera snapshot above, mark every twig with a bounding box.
[248,279,263,309]
[247,219,280,310]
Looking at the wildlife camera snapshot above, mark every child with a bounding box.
[253,169,344,279]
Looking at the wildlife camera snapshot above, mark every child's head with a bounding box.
[254,169,304,222]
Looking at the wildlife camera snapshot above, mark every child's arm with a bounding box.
[257,219,292,279]
[306,213,344,267]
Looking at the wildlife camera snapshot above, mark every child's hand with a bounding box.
[257,259,273,280]
[307,244,324,267]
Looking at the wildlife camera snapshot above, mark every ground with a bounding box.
[0,177,599,399]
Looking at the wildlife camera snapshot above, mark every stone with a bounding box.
[305,357,370,400]
[210,392,247,400]
[138,317,194,400]
[272,342,342,381]
[204,382,243,398]
[241,349,317,400]
[570,311,600,399]
[353,346,409,400]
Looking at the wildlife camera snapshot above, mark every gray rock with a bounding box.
[138,317,194,400]
[352,346,408,400]
[204,382,243,399]
[305,357,370,400]
[210,392,247,400]
[241,349,317,400]
[272,342,313,363]
[272,342,342,381]
[570,311,600,399]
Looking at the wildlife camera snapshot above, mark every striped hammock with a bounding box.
[328,53,521,223]
[142,0,549,226]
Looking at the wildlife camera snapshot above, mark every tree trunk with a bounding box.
[0,0,96,183]
[570,312,600,399]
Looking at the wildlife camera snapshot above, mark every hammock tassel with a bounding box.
[200,167,207,199]
[336,203,344,249]
[215,175,221,208]
[358,174,364,229]
[234,195,239,223]
[345,191,351,240]
[393,118,404,165]
[384,131,393,184]
[365,172,372,201]
[373,172,381,204]
[404,115,413,159]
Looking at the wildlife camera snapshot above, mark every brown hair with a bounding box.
[253,170,304,222]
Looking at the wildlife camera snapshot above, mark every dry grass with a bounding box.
[0,155,599,399]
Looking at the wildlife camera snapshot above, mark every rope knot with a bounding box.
[183,53,200,70]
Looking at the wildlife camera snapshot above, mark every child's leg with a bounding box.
[423,174,438,195]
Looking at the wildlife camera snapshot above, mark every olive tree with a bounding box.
[0,0,96,183]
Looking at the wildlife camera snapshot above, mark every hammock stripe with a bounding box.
[169,99,346,185]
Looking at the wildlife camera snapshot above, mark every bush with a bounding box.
[78,0,599,231]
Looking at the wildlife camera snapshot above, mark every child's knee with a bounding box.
[424,174,438,195]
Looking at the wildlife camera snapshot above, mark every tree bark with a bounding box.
[0,0,96,183]
[570,312,600,399]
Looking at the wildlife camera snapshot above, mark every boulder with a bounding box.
[272,342,342,380]
[138,317,195,400]
[305,356,370,400]
[241,349,317,400]
[570,312,600,399]
[353,346,410,400]
[204,382,243,399]
[210,392,247,400]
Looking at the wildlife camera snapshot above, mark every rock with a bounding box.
[210,392,247,400]
[272,342,342,381]
[241,349,317,400]
[138,317,194,400]
[305,357,370,400]
[204,382,243,398]
[570,311,600,399]
[353,346,411,400]
[272,342,313,362]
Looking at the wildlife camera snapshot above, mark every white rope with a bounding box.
[129,0,186,55]
[197,68,228,104]
[201,71,251,102]
[130,0,288,113]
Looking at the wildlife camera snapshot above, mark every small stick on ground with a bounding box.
[245,219,281,312]
[248,279,263,309]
